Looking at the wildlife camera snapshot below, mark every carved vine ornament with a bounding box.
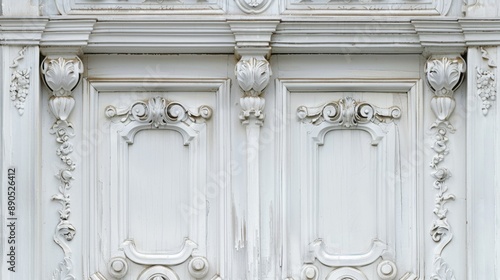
[41,56,84,280]
[10,46,30,115]
[425,56,466,280]
[477,47,497,116]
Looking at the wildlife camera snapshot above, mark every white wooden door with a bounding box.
[36,54,467,280]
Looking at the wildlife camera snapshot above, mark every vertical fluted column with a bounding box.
[236,54,272,280]
[425,55,466,280]
[41,56,84,280]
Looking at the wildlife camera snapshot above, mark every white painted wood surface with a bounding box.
[0,0,499,279]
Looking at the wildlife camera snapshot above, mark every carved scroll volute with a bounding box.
[236,56,271,125]
[425,56,466,129]
[41,56,83,121]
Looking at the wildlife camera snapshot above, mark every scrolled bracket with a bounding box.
[188,256,209,278]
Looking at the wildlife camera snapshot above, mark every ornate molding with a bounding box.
[477,47,497,116]
[325,267,368,280]
[235,54,271,280]
[137,266,179,280]
[377,260,398,280]
[301,265,319,280]
[297,96,401,127]
[309,239,387,267]
[425,56,466,130]
[41,56,83,280]
[235,0,272,14]
[425,55,466,280]
[297,97,402,145]
[9,46,30,115]
[188,256,209,278]
[105,96,212,128]
[236,57,271,124]
[476,67,496,115]
[121,239,197,266]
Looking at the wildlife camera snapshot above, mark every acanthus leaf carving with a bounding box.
[297,96,401,127]
[425,55,465,280]
[234,0,272,14]
[425,56,466,130]
[236,57,271,124]
[42,56,83,280]
[105,96,212,127]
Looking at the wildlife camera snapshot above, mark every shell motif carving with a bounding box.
[425,56,466,129]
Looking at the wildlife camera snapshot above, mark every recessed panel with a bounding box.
[318,130,377,254]
[128,129,190,252]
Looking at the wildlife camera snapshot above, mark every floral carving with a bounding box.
[42,56,83,280]
[235,57,271,123]
[105,96,212,127]
[426,56,465,280]
[297,96,401,127]
[425,56,466,130]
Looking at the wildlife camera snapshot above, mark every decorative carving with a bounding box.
[310,239,387,267]
[235,0,272,14]
[480,47,496,68]
[9,46,30,115]
[377,260,397,280]
[105,96,212,127]
[476,67,496,115]
[9,68,30,115]
[477,48,497,116]
[325,267,368,280]
[236,57,271,123]
[137,266,179,280]
[10,46,27,68]
[42,56,83,280]
[400,272,419,280]
[41,57,83,97]
[301,265,319,280]
[297,96,401,127]
[426,55,465,280]
[188,256,209,278]
[108,257,129,278]
[121,238,197,266]
[425,56,466,130]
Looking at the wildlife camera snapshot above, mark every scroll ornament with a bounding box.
[235,57,272,123]
[425,56,465,280]
[41,56,83,280]
[297,96,401,126]
[105,96,212,126]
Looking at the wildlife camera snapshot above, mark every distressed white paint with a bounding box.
[0,0,499,279]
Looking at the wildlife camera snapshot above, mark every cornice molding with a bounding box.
[2,17,500,54]
[0,18,48,45]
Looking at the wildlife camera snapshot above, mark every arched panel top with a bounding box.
[297,97,401,145]
[104,96,212,144]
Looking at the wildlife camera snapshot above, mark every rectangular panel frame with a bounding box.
[276,79,424,279]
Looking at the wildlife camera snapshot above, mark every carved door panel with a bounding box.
[75,63,231,280]
[278,84,418,280]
